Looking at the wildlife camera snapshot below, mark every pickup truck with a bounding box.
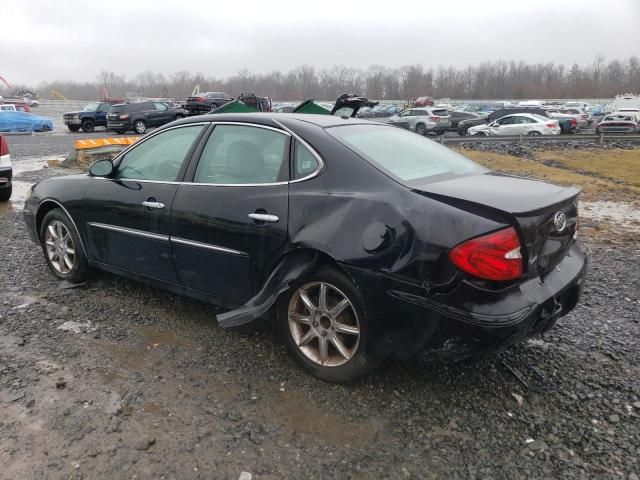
[63,102,113,132]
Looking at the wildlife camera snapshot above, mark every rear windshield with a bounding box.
[328,124,486,185]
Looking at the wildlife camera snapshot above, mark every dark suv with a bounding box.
[63,102,113,132]
[107,101,184,134]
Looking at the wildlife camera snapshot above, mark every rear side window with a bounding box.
[115,125,204,181]
[293,141,319,179]
[328,124,485,185]
[432,109,449,116]
[194,125,288,184]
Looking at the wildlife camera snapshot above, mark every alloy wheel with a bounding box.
[288,282,361,367]
[44,220,75,274]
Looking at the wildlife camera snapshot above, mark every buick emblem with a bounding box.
[553,211,567,232]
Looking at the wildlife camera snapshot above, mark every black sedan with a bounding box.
[23,113,587,382]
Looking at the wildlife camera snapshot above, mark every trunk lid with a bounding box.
[414,173,579,278]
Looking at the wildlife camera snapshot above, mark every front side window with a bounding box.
[115,125,204,181]
[153,102,169,111]
[194,125,288,184]
[496,116,515,125]
[328,124,485,185]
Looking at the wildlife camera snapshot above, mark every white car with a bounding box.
[467,113,561,136]
[0,104,17,111]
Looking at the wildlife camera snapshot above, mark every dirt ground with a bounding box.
[1,131,639,479]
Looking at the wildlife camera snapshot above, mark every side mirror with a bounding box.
[490,122,499,127]
[89,159,114,177]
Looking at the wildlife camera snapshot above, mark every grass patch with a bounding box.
[455,148,640,203]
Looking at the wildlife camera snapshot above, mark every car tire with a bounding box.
[40,209,91,283]
[527,131,542,136]
[0,185,11,202]
[80,119,95,133]
[415,123,427,136]
[134,120,146,134]
[67,125,80,132]
[277,265,379,383]
[473,131,488,136]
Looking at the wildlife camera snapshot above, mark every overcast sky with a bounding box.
[1,0,639,86]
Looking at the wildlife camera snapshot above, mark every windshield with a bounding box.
[328,124,486,185]
[83,102,100,111]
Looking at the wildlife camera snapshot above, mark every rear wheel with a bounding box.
[134,120,146,134]
[415,123,427,135]
[0,185,11,202]
[527,131,542,136]
[80,119,95,132]
[67,125,80,132]
[277,266,378,383]
[40,209,91,283]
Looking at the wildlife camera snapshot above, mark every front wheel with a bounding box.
[277,266,378,383]
[134,120,146,134]
[40,209,91,283]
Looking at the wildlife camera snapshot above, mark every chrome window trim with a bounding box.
[271,118,325,183]
[88,222,169,242]
[171,237,247,257]
[92,119,324,187]
[111,122,211,167]
[36,198,88,257]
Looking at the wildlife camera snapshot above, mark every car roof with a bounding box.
[172,112,386,128]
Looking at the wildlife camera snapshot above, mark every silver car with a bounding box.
[387,107,451,135]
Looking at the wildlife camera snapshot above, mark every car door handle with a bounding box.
[142,201,165,209]
[248,213,279,223]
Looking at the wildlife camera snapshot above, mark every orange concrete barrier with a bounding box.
[74,137,140,150]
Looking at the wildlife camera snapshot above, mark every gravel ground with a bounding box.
[1,128,639,480]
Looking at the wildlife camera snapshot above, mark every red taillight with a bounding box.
[571,118,577,126]
[429,116,440,121]
[449,227,523,281]
[119,114,129,120]
[0,135,8,156]
[546,122,557,128]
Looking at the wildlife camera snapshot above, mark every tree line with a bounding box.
[19,56,640,102]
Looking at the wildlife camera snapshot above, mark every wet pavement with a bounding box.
[1,121,639,479]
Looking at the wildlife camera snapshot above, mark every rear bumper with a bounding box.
[343,241,587,359]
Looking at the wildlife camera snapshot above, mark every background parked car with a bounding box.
[458,107,561,135]
[467,113,560,136]
[596,114,640,134]
[63,101,113,132]
[387,107,451,135]
[448,111,481,130]
[184,92,234,116]
[0,133,11,201]
[0,111,53,132]
[543,109,579,133]
[561,107,591,126]
[107,101,185,134]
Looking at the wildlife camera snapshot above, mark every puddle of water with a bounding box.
[580,200,640,232]
[263,386,381,448]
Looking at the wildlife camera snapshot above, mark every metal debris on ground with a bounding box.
[501,359,558,392]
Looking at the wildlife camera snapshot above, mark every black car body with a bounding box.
[184,92,234,116]
[106,101,184,134]
[448,111,480,130]
[63,102,113,132]
[458,107,575,135]
[24,114,587,382]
